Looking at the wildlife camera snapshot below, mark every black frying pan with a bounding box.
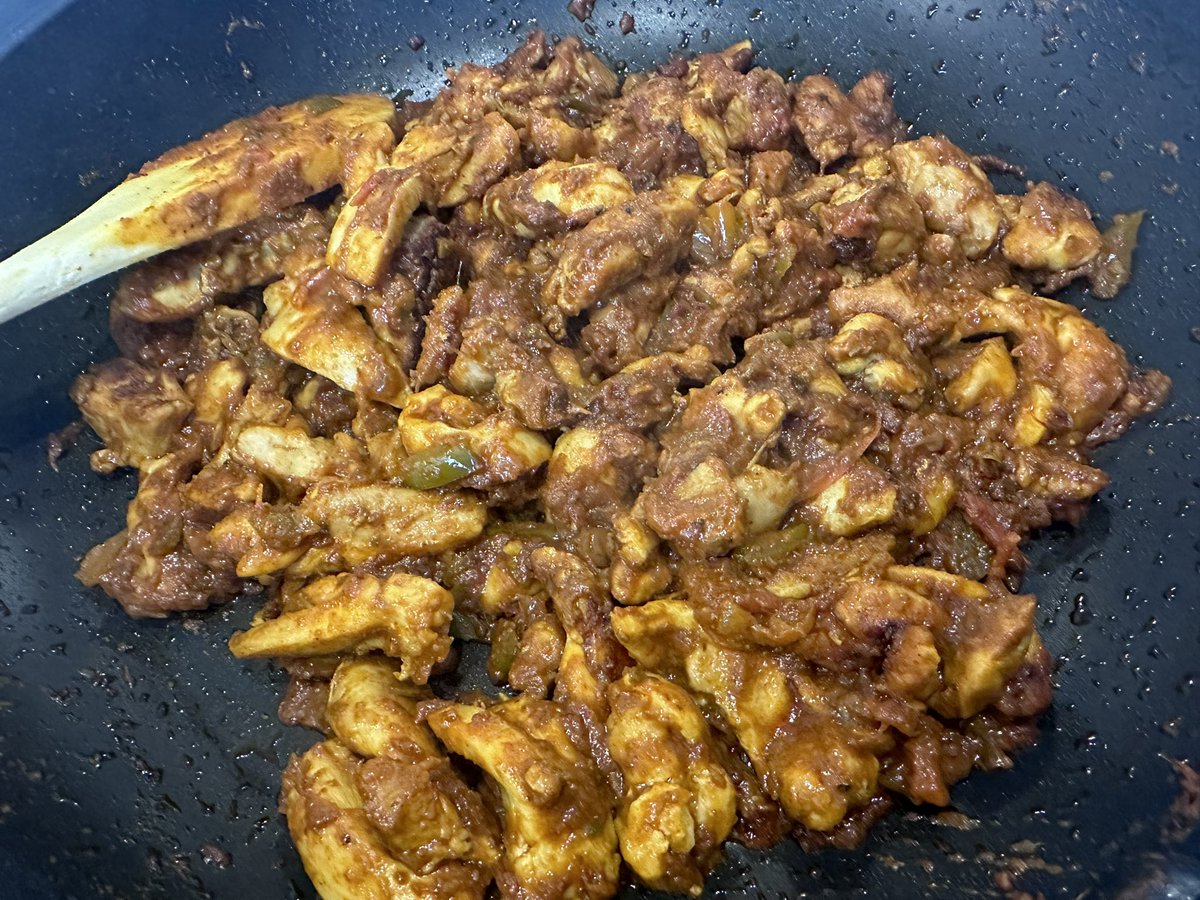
[1,1,1197,896]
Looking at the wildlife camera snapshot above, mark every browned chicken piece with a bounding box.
[542,189,700,317]
[228,571,453,683]
[594,73,703,188]
[640,371,789,559]
[579,275,679,377]
[282,734,498,900]
[209,501,320,578]
[426,696,621,900]
[540,424,657,533]
[76,451,242,616]
[528,547,627,780]
[815,156,927,271]
[484,160,635,239]
[261,266,411,406]
[1000,181,1103,272]
[791,72,907,168]
[299,481,487,565]
[450,274,592,430]
[888,136,1004,259]
[70,358,193,472]
[112,204,330,322]
[607,669,737,894]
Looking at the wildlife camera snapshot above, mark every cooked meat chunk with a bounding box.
[791,72,906,168]
[71,358,193,472]
[426,696,620,899]
[607,669,736,894]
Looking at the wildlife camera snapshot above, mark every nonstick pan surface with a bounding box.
[0,1,1197,896]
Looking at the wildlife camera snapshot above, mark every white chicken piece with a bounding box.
[804,461,898,537]
[231,424,364,496]
[953,286,1129,445]
[70,358,193,472]
[1001,181,1103,272]
[425,696,621,900]
[327,167,426,287]
[888,136,1004,258]
[826,312,930,409]
[607,669,736,895]
[299,481,486,565]
[228,571,453,683]
[262,265,411,406]
[282,736,498,900]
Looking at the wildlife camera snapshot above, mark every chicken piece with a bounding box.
[450,275,592,430]
[324,658,502,871]
[680,98,730,174]
[607,669,736,894]
[883,566,1037,719]
[593,73,703,189]
[529,548,628,777]
[587,350,717,430]
[612,599,882,832]
[327,167,426,287]
[397,385,552,490]
[440,113,521,207]
[425,697,621,900]
[888,136,1003,258]
[936,337,1018,415]
[183,357,250,456]
[282,738,497,900]
[231,424,364,496]
[70,358,193,472]
[209,502,319,577]
[339,119,399,196]
[75,451,242,616]
[542,190,700,316]
[954,287,1129,445]
[641,373,788,559]
[826,262,959,339]
[526,109,595,163]
[300,481,486,565]
[826,312,930,408]
[609,501,673,606]
[262,266,410,406]
[817,160,926,271]
[804,461,898,537]
[228,571,452,682]
[1001,181,1103,272]
[483,161,635,239]
[540,424,657,533]
[791,72,906,168]
[413,285,470,390]
[579,276,679,376]
[112,204,330,322]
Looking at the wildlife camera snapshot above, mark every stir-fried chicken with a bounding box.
[67,32,1167,900]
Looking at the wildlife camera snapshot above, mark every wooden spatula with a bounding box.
[0,93,396,324]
